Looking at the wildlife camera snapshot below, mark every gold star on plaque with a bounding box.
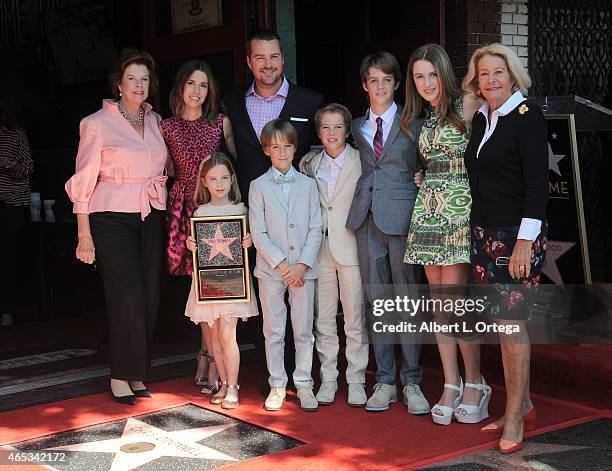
[518,104,529,115]
[201,225,237,261]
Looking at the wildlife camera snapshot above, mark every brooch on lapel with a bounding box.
[518,104,529,115]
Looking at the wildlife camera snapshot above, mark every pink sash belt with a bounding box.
[98,173,167,220]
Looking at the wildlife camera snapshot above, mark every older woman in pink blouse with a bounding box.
[65,49,167,405]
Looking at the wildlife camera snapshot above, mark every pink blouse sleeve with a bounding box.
[65,116,103,214]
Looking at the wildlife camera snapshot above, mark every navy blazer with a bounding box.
[225,81,324,202]
[464,99,549,228]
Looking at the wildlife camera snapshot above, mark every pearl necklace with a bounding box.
[117,101,144,124]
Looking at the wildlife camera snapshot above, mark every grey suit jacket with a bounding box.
[346,106,424,236]
[248,167,322,280]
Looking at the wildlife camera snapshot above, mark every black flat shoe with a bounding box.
[132,389,152,398]
[112,393,136,405]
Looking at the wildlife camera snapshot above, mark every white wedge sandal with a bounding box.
[431,378,464,425]
[454,376,492,424]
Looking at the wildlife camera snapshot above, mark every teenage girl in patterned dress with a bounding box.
[401,44,490,425]
[161,60,236,393]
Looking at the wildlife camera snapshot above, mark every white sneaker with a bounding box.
[297,387,319,411]
[365,383,397,411]
[264,386,286,411]
[348,383,367,407]
[316,382,338,405]
[403,383,431,415]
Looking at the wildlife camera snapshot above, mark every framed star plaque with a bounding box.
[190,215,251,304]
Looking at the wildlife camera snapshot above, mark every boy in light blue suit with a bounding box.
[249,119,322,412]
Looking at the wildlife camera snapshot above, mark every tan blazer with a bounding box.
[248,167,322,280]
[307,145,361,266]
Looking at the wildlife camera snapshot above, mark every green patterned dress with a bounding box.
[404,99,471,265]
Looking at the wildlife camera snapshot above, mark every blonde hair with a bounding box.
[193,153,241,205]
[401,43,467,137]
[462,43,532,96]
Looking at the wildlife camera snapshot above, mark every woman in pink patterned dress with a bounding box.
[161,60,236,393]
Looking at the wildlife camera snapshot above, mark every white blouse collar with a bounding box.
[478,90,525,117]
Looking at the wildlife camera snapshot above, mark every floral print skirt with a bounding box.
[470,224,547,320]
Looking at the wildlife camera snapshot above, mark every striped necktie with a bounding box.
[373,116,383,160]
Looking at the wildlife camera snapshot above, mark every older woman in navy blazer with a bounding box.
[463,43,548,454]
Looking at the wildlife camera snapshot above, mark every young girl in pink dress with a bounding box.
[161,61,236,393]
[186,153,259,409]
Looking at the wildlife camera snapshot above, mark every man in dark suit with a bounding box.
[225,29,323,393]
[225,29,324,199]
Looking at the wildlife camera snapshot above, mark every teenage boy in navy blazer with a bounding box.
[346,51,430,414]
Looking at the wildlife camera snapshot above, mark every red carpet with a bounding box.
[1,366,607,470]
[419,344,612,410]
[529,345,612,408]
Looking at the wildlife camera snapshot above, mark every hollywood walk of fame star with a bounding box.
[201,225,237,261]
[425,441,592,470]
[542,240,575,285]
[47,418,238,470]
[548,142,565,177]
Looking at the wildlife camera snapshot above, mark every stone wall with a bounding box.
[501,0,529,68]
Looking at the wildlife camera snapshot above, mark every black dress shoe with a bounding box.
[132,389,152,398]
[112,393,136,405]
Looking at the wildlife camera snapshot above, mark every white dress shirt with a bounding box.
[316,146,347,201]
[360,102,398,150]
[271,165,297,205]
[476,90,541,241]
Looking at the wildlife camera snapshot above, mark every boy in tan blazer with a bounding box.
[249,119,322,412]
[305,104,369,407]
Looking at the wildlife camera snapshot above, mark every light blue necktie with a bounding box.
[275,174,295,184]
